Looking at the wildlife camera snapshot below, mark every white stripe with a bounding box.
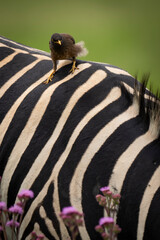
[0,58,41,98]
[52,87,121,240]
[137,166,160,240]
[109,131,155,194]
[0,68,52,145]
[1,63,91,204]
[0,42,51,72]
[70,98,139,239]
[39,206,59,240]
[25,222,49,240]
[0,58,71,99]
[0,51,17,68]
[105,66,132,76]
[18,69,106,239]
[0,42,28,54]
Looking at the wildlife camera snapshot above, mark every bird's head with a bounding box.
[50,33,62,46]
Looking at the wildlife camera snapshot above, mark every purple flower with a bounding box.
[0,201,7,210]
[99,217,114,226]
[9,204,23,214]
[100,186,110,193]
[60,206,84,229]
[100,186,112,196]
[61,206,80,215]
[6,220,20,228]
[18,189,34,199]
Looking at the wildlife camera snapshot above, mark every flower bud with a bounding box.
[101,232,109,240]
[100,186,110,196]
[96,194,103,202]
[95,225,103,233]
[113,224,121,234]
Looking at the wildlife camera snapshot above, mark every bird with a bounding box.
[43,33,88,84]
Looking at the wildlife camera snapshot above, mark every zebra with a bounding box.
[0,35,160,240]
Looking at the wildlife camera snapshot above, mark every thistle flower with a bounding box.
[100,186,110,195]
[60,206,84,240]
[18,189,34,200]
[0,201,7,210]
[6,220,20,228]
[9,204,23,215]
[99,217,114,226]
[61,206,80,216]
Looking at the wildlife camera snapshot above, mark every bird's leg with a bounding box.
[69,57,79,74]
[43,60,57,84]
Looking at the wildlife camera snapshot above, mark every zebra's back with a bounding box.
[0,36,160,240]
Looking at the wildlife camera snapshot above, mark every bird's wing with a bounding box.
[61,34,75,44]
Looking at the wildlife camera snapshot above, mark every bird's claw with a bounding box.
[43,71,55,84]
[43,78,52,84]
[69,66,79,74]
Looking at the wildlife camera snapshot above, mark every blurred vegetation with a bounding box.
[1,0,160,93]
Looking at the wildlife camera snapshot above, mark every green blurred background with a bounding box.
[1,0,160,93]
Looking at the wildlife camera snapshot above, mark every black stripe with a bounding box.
[82,116,148,240]
[0,53,36,88]
[144,187,160,240]
[14,69,136,238]
[27,68,113,196]
[7,65,96,205]
[0,59,52,124]
[0,61,52,179]
[9,64,111,208]
[0,47,14,61]
[57,107,148,240]
[118,139,160,240]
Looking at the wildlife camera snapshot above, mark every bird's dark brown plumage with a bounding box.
[44,33,88,84]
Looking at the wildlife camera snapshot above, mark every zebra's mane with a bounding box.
[133,75,160,139]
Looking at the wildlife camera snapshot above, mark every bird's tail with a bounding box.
[76,41,88,57]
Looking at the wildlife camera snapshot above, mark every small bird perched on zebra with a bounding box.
[44,33,88,84]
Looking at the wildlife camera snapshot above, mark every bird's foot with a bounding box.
[43,70,55,84]
[69,62,79,74]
